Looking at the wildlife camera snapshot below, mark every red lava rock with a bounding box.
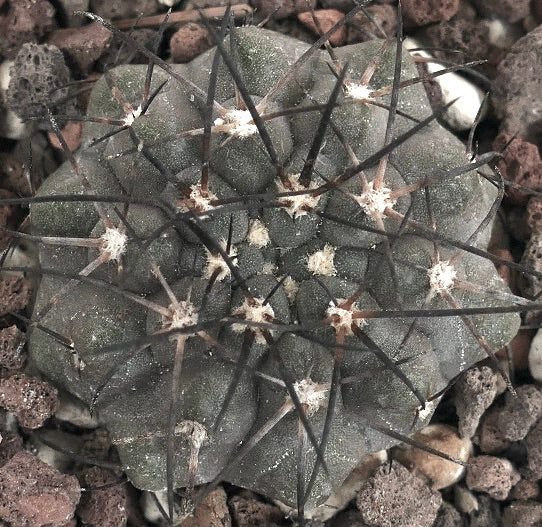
[471,0,531,23]
[0,431,24,467]
[493,25,542,143]
[454,366,499,439]
[0,373,59,429]
[525,418,542,480]
[478,406,512,454]
[356,462,442,527]
[0,0,56,59]
[332,509,368,527]
[347,4,397,43]
[182,487,231,527]
[402,0,460,27]
[0,325,26,371]
[77,467,128,527]
[251,0,316,20]
[0,275,32,317]
[297,9,347,46]
[527,196,542,234]
[421,17,490,61]
[169,23,212,63]
[510,479,540,500]
[520,233,542,300]
[47,22,112,74]
[0,153,29,196]
[498,385,542,441]
[89,0,158,20]
[47,122,83,153]
[228,490,284,526]
[503,501,542,527]
[0,450,81,527]
[466,455,520,500]
[493,133,542,205]
[0,189,17,252]
[433,502,463,527]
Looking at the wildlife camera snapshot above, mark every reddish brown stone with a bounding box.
[0,451,80,527]
[0,189,17,252]
[496,328,534,371]
[47,22,112,74]
[0,0,56,59]
[402,0,460,27]
[472,0,531,23]
[0,431,24,468]
[527,196,542,234]
[297,9,347,46]
[466,455,520,500]
[0,373,59,429]
[493,133,542,205]
[251,0,316,19]
[77,467,128,527]
[0,325,26,371]
[228,490,284,526]
[0,275,31,317]
[347,4,397,43]
[47,122,83,153]
[169,23,212,63]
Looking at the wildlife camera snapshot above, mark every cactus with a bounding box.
[21,9,522,519]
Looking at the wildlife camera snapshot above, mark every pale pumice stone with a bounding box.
[529,328,542,381]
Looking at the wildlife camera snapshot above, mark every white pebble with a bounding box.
[405,38,487,132]
[529,328,542,381]
[0,61,28,139]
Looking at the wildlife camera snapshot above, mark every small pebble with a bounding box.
[55,391,100,429]
[466,455,520,500]
[481,18,524,50]
[347,4,397,42]
[229,490,284,527]
[394,424,472,490]
[47,22,112,74]
[89,0,158,20]
[510,479,540,501]
[525,418,542,480]
[0,325,26,371]
[478,407,512,454]
[402,0,460,27]
[0,61,28,140]
[529,328,542,381]
[0,451,81,527]
[503,501,542,527]
[471,0,531,24]
[357,462,442,527]
[170,23,212,63]
[498,384,542,441]
[405,38,486,131]
[492,25,542,142]
[251,0,316,20]
[0,373,59,429]
[520,233,542,300]
[297,9,347,46]
[454,366,499,439]
[493,133,542,205]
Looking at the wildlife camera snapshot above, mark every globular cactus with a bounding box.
[25,12,520,516]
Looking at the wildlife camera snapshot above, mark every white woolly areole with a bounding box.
[345,82,372,101]
[326,299,366,336]
[276,174,321,218]
[282,275,299,302]
[214,109,257,138]
[353,181,397,217]
[100,227,128,262]
[232,296,275,344]
[174,420,208,448]
[427,260,457,296]
[204,242,237,281]
[163,300,199,333]
[122,105,142,126]
[292,378,328,416]
[307,244,336,276]
[178,184,217,217]
[247,219,270,248]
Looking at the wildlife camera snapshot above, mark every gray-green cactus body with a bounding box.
[29,24,519,509]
